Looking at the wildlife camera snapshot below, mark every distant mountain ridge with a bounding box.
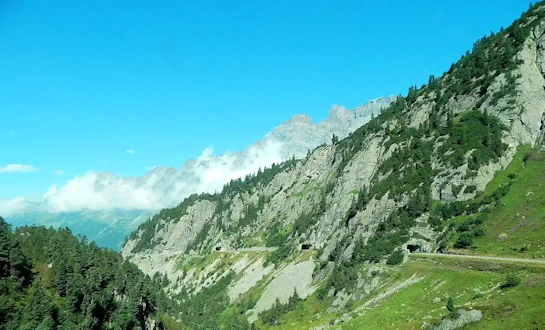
[4,96,396,250]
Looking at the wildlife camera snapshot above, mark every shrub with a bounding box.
[475,213,488,224]
[328,244,342,262]
[471,227,485,237]
[501,274,522,289]
[454,233,473,248]
[464,185,477,194]
[446,297,460,319]
[316,285,330,301]
[265,244,292,267]
[386,249,405,265]
[328,262,359,292]
[458,221,471,232]
[293,212,317,235]
[446,297,455,313]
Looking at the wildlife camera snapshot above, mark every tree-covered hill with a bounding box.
[0,217,175,330]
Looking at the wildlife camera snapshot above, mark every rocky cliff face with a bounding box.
[5,97,394,250]
[123,4,545,327]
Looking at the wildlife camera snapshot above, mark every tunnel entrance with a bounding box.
[406,244,421,253]
[215,246,222,251]
[301,243,313,250]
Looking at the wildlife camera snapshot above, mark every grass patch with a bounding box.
[480,145,530,197]
[335,257,545,329]
[338,260,498,329]
[451,145,545,259]
[252,254,545,329]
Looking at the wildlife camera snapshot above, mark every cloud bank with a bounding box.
[0,140,284,216]
[0,198,33,217]
[0,164,36,173]
[0,96,395,218]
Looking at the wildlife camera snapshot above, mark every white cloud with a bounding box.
[0,197,33,217]
[52,169,65,176]
[39,173,161,213]
[0,164,36,173]
[145,165,159,171]
[0,139,286,215]
[125,149,135,155]
[180,140,284,197]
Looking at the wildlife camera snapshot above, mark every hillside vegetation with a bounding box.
[442,145,545,259]
[0,218,177,330]
[251,145,545,329]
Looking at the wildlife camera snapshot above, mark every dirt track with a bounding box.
[410,252,545,264]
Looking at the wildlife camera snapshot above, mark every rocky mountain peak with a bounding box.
[327,105,350,120]
[283,113,313,125]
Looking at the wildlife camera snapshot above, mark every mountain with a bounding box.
[4,96,395,250]
[5,210,151,250]
[122,3,545,329]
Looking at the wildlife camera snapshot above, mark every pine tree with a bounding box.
[0,217,11,277]
[28,280,56,326]
[319,194,327,214]
[446,297,455,313]
[53,256,68,296]
[288,288,300,310]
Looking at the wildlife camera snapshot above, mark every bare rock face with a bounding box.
[265,96,397,161]
[508,20,545,146]
[247,259,316,322]
[228,256,274,302]
[533,20,545,79]
[430,309,482,330]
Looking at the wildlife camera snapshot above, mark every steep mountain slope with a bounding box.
[441,144,545,259]
[122,3,545,329]
[4,97,394,251]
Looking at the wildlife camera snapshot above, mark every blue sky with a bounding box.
[0,0,533,200]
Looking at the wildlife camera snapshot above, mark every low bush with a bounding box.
[501,274,522,289]
[386,249,405,265]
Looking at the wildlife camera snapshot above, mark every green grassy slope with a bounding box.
[252,146,545,329]
[444,145,545,259]
[254,257,545,330]
[342,257,545,330]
